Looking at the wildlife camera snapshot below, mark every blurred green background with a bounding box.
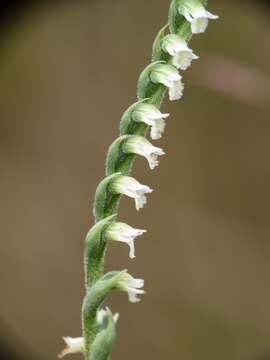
[0,1,270,359]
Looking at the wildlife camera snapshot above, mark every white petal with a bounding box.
[127,288,146,303]
[133,104,165,122]
[151,118,165,140]
[128,292,140,303]
[128,277,144,288]
[162,34,190,56]
[158,77,174,88]
[147,147,165,170]
[113,313,120,323]
[135,194,147,211]
[206,10,219,20]
[191,17,209,34]
[114,177,139,197]
[169,80,184,101]
[97,309,107,324]
[128,239,136,259]
[167,72,182,82]
[151,65,181,87]
[148,110,169,121]
[172,50,198,70]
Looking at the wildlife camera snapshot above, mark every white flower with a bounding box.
[178,0,218,34]
[162,34,198,70]
[112,175,153,211]
[97,307,119,325]
[58,337,84,358]
[125,136,165,170]
[117,270,145,303]
[150,64,184,101]
[132,103,169,140]
[106,222,146,259]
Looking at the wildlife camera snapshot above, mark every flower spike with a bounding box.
[58,1,219,359]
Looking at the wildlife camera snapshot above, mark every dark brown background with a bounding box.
[0,1,270,359]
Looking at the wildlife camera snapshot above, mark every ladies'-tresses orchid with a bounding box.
[124,136,165,170]
[106,222,146,259]
[111,175,153,211]
[162,34,199,70]
[150,64,184,101]
[132,103,169,140]
[178,0,219,34]
[117,270,145,303]
[59,1,219,359]
[58,337,84,358]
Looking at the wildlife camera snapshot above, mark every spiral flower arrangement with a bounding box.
[59,1,218,359]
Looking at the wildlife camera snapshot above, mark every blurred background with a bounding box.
[0,0,270,359]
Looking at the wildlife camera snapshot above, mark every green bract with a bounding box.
[106,135,134,176]
[84,215,116,287]
[89,309,117,360]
